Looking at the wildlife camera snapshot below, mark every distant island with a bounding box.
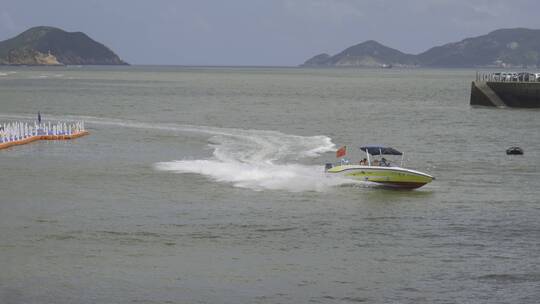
[0,26,127,66]
[302,28,540,68]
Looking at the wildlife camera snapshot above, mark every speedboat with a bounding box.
[325,145,434,189]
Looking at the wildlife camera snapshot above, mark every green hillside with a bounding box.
[303,28,540,68]
[0,26,127,65]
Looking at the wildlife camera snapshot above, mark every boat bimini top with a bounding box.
[359,145,404,166]
[360,145,403,155]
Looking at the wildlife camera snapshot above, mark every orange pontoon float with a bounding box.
[0,121,89,150]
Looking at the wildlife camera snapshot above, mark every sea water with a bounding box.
[0,66,539,303]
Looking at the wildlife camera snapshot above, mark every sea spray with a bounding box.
[0,113,358,191]
[79,116,353,191]
[154,159,356,192]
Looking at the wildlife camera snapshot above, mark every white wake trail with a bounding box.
[154,160,353,192]
[0,113,357,192]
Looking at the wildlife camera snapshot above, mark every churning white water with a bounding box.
[154,129,357,192]
[97,118,358,191]
[0,113,357,192]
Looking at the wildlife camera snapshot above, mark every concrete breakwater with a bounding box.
[471,72,540,108]
[0,120,88,150]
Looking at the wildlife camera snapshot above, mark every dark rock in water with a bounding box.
[0,26,127,66]
[506,147,524,155]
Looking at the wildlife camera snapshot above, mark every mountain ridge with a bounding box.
[0,26,127,66]
[302,28,540,68]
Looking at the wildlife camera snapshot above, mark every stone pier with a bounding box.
[470,72,540,108]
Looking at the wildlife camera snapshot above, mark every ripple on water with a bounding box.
[254,227,298,232]
[477,273,540,283]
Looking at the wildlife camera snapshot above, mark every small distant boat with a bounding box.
[506,146,524,155]
[325,145,434,189]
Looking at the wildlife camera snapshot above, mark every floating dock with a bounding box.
[471,72,540,108]
[0,121,88,150]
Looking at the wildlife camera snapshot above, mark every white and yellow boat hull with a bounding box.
[327,165,434,189]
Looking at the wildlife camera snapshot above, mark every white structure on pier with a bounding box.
[0,120,86,143]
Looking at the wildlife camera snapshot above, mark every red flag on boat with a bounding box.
[336,146,346,158]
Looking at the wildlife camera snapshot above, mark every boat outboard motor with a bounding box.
[506,146,524,155]
[325,163,333,171]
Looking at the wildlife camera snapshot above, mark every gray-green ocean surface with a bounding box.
[1,66,539,304]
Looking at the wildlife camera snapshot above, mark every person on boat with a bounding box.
[38,112,42,124]
[381,158,390,167]
[359,158,367,165]
[372,159,380,166]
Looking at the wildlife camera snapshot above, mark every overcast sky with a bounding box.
[1,0,539,65]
